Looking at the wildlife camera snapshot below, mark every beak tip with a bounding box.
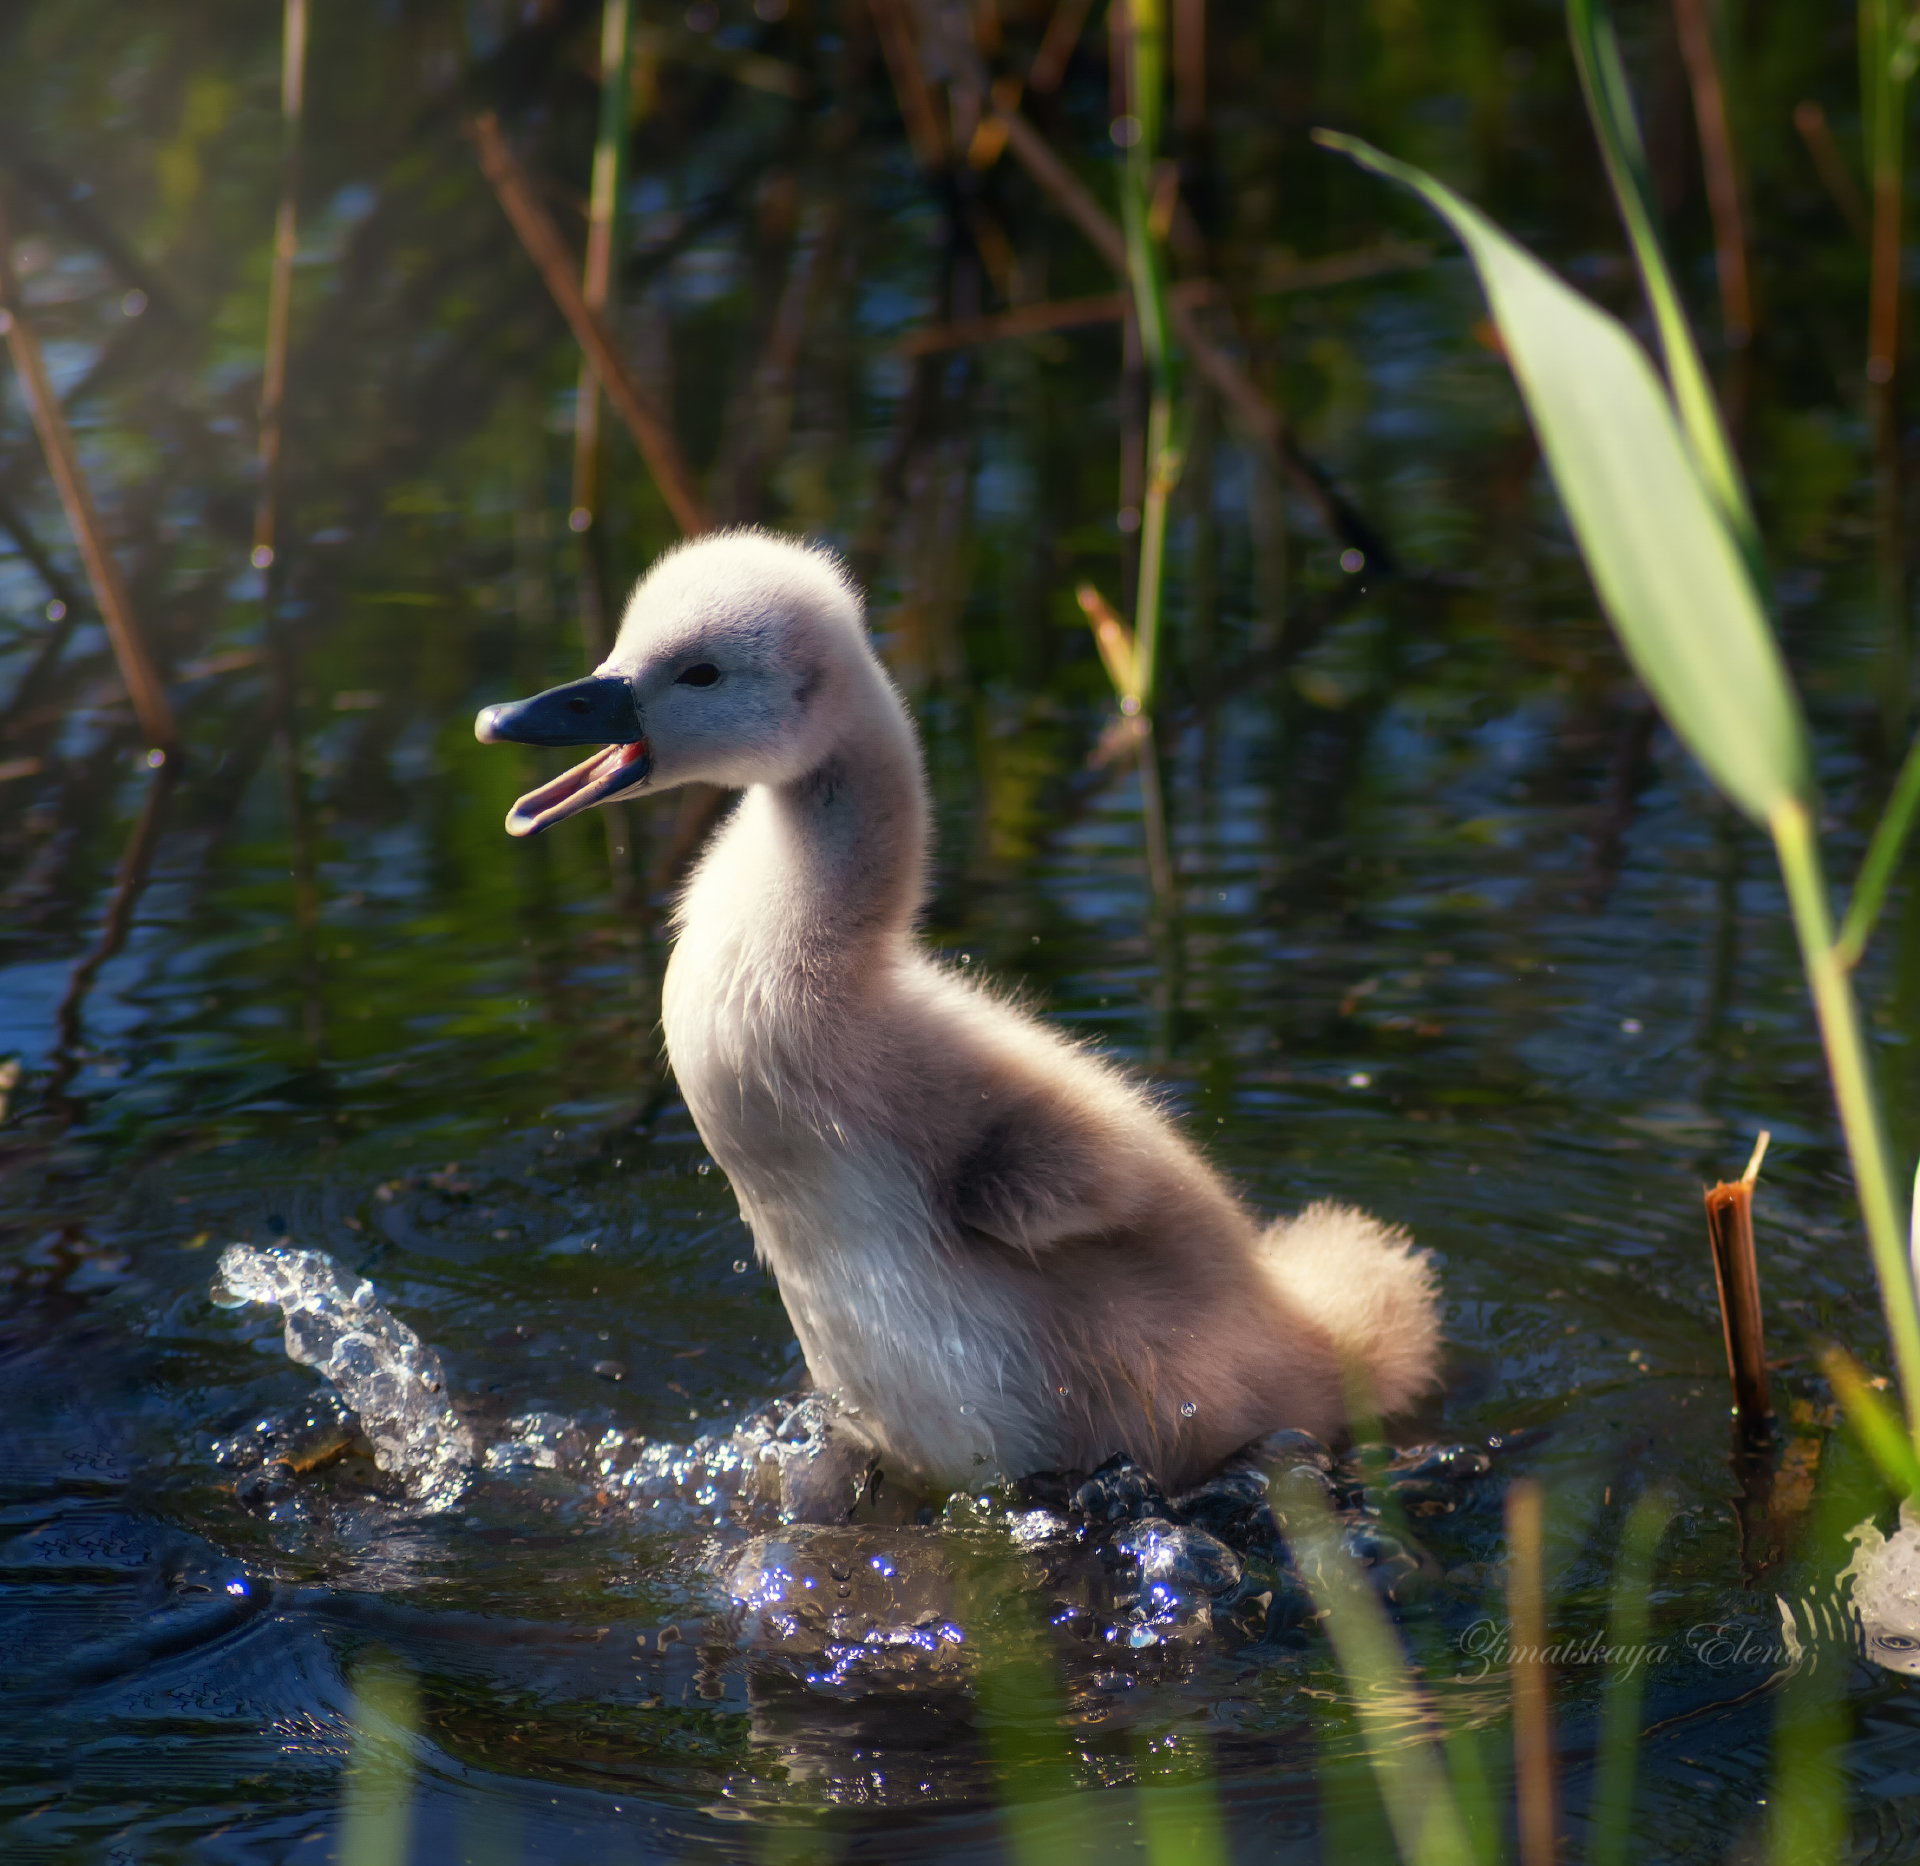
[475,707,502,744]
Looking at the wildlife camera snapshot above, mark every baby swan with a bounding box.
[476,529,1440,1494]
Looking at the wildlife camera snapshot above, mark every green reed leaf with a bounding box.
[1313,130,1813,827]
[1565,0,1763,584]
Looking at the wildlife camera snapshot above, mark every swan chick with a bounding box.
[475,529,1441,1494]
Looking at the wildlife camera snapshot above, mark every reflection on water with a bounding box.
[4,0,1920,1854]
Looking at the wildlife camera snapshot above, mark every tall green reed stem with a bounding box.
[1289,1493,1476,1866]
[1117,0,1180,711]
[1588,1492,1670,1866]
[1773,797,1920,1437]
[1837,728,1920,968]
[254,0,306,578]
[573,0,632,665]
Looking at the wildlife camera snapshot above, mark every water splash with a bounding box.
[211,1244,474,1511]
[485,1391,853,1530]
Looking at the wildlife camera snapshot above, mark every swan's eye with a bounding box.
[675,663,721,688]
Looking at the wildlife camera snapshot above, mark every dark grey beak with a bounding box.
[474,674,643,747]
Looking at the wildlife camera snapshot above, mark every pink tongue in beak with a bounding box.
[505,740,651,837]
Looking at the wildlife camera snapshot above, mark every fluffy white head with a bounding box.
[484,529,877,835]
[604,530,870,794]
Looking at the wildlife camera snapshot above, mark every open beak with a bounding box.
[474,675,653,837]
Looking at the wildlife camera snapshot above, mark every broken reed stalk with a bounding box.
[254,0,307,574]
[1704,1129,1773,1424]
[1669,0,1751,348]
[1505,1478,1555,1866]
[1076,581,1141,710]
[0,205,176,755]
[571,0,633,665]
[468,113,711,537]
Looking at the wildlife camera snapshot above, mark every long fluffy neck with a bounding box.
[675,653,928,994]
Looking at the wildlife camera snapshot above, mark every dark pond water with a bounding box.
[7,0,1920,1860]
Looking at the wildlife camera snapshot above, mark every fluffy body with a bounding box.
[545,531,1443,1491]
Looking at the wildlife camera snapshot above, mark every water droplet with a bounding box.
[733,1259,748,1274]
[1347,1072,1371,1088]
[959,1403,976,1416]
[1056,1384,1070,1398]
[1620,1018,1642,1035]
[697,1161,712,1176]
[1180,1400,1198,1418]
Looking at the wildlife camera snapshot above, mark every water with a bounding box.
[6,0,1920,1858]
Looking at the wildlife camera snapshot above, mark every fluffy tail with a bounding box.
[1257,1201,1442,1422]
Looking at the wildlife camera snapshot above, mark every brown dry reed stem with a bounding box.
[899,260,1426,357]
[897,253,1425,356]
[0,205,176,754]
[254,0,307,573]
[1172,0,1203,134]
[1794,100,1871,244]
[468,113,711,537]
[1705,1129,1774,1423]
[1505,1478,1555,1866]
[1027,0,1093,93]
[993,119,1267,450]
[867,0,948,173]
[990,108,1386,566]
[1862,0,1914,746]
[1670,0,1752,347]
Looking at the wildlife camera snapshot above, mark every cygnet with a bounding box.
[476,529,1440,1494]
